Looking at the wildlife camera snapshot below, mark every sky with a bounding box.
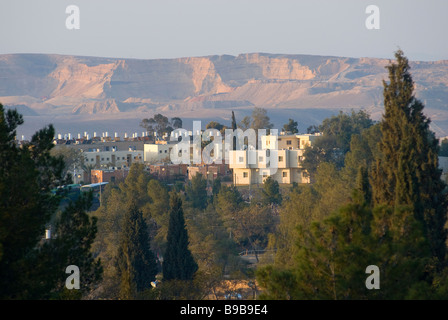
[0,0,447,61]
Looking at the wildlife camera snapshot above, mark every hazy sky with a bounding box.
[1,0,447,61]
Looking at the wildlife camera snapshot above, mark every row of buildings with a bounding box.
[52,130,322,186]
[51,130,448,187]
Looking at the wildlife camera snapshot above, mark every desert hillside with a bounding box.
[1,53,447,136]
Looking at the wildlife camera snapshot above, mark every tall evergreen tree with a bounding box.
[371,50,447,265]
[231,111,237,150]
[256,51,448,300]
[35,192,103,299]
[116,200,158,299]
[163,193,198,281]
[231,111,237,130]
[0,104,74,299]
[186,173,208,210]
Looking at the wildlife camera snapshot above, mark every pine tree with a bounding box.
[35,192,103,299]
[261,176,282,205]
[371,50,447,265]
[116,200,158,299]
[163,193,198,281]
[0,104,70,299]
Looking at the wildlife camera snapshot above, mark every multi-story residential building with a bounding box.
[143,140,178,163]
[229,133,321,185]
[82,148,143,169]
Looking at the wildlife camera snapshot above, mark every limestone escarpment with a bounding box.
[0,53,447,135]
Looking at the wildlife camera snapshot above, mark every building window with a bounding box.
[286,140,291,145]
[239,156,244,163]
[243,172,248,178]
[259,156,264,162]
[283,172,288,177]
[159,150,162,153]
[278,156,283,162]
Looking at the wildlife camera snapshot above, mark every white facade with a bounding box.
[83,149,143,168]
[144,143,174,163]
[229,133,320,185]
[230,149,309,185]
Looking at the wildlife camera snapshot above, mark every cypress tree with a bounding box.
[162,192,198,281]
[371,50,447,265]
[231,111,238,151]
[231,111,237,131]
[116,200,158,299]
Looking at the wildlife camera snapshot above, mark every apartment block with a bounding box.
[83,149,143,168]
[229,133,320,185]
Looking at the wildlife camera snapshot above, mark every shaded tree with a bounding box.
[231,111,237,130]
[307,125,320,134]
[261,176,282,205]
[116,200,158,299]
[302,110,374,180]
[163,193,198,281]
[36,192,103,299]
[238,116,251,130]
[371,50,447,265]
[282,118,299,134]
[140,113,176,139]
[0,104,96,299]
[171,117,182,129]
[186,173,208,210]
[206,121,227,135]
[251,107,273,131]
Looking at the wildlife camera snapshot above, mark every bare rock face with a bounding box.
[72,99,120,114]
[48,57,122,100]
[0,52,447,135]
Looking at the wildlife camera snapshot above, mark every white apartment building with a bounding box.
[229,133,321,185]
[82,148,143,169]
[144,141,175,163]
